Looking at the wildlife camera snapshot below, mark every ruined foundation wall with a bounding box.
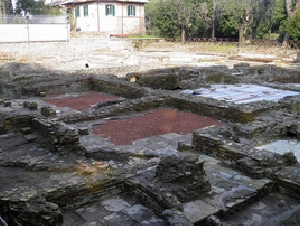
[89,77,144,99]
[164,96,255,123]
[32,118,84,154]
[0,115,32,135]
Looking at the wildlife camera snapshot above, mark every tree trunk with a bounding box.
[181,23,186,45]
[251,26,256,41]
[239,24,244,48]
[286,0,292,19]
[282,0,293,48]
[268,28,271,40]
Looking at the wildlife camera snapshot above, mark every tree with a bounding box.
[0,0,13,15]
[145,0,178,38]
[145,0,212,44]
[221,0,260,46]
[175,0,197,44]
[286,12,300,41]
[254,0,279,40]
[17,0,61,15]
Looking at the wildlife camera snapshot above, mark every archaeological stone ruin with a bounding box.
[1,39,300,225]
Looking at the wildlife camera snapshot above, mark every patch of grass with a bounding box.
[187,43,238,54]
[127,34,158,39]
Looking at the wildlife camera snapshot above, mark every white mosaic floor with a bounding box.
[256,140,300,162]
[181,85,300,104]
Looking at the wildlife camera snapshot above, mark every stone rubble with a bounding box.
[1,62,300,225]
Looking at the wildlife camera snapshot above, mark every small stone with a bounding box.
[78,127,89,135]
[21,127,32,135]
[24,134,38,141]
[46,202,59,211]
[3,101,11,107]
[40,92,47,97]
[23,101,30,108]
[30,101,38,110]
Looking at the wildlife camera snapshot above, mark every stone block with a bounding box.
[30,101,38,110]
[156,153,211,202]
[3,101,11,107]
[41,106,57,117]
[24,134,38,141]
[40,92,47,97]
[21,127,32,135]
[234,63,250,69]
[23,101,30,108]
[178,142,195,152]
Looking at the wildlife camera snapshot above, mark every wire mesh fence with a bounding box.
[0,15,68,24]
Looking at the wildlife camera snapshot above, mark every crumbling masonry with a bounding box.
[1,60,300,225]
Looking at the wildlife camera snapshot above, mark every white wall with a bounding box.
[0,24,70,43]
[74,2,145,34]
[75,4,98,32]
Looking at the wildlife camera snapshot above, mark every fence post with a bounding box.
[66,16,69,43]
[26,15,30,44]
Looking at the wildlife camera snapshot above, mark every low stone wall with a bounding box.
[0,198,63,225]
[0,114,32,135]
[32,118,84,154]
[192,121,299,180]
[156,154,211,202]
[89,77,144,98]
[61,96,163,124]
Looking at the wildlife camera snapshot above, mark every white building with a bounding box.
[60,0,148,35]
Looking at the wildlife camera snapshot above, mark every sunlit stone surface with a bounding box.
[181,85,300,104]
[256,140,300,162]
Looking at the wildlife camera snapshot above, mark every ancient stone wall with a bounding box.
[32,118,84,154]
[192,122,299,180]
[156,154,211,202]
[0,114,32,135]
[89,77,144,99]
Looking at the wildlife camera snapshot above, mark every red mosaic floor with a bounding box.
[45,92,222,145]
[93,108,223,145]
[45,91,119,110]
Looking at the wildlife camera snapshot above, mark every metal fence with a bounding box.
[165,37,299,50]
[0,15,68,24]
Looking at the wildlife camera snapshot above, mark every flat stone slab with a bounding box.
[181,85,300,104]
[66,194,168,225]
[256,139,300,162]
[180,155,273,223]
[80,132,191,157]
[23,134,38,141]
[184,200,218,223]
[224,192,300,225]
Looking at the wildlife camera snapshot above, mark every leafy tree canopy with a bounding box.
[145,0,300,42]
[285,12,300,40]
[16,0,61,15]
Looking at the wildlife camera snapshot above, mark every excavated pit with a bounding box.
[2,62,300,225]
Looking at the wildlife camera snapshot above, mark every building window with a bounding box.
[67,7,72,14]
[105,5,115,16]
[75,6,80,17]
[128,5,135,16]
[83,5,88,17]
